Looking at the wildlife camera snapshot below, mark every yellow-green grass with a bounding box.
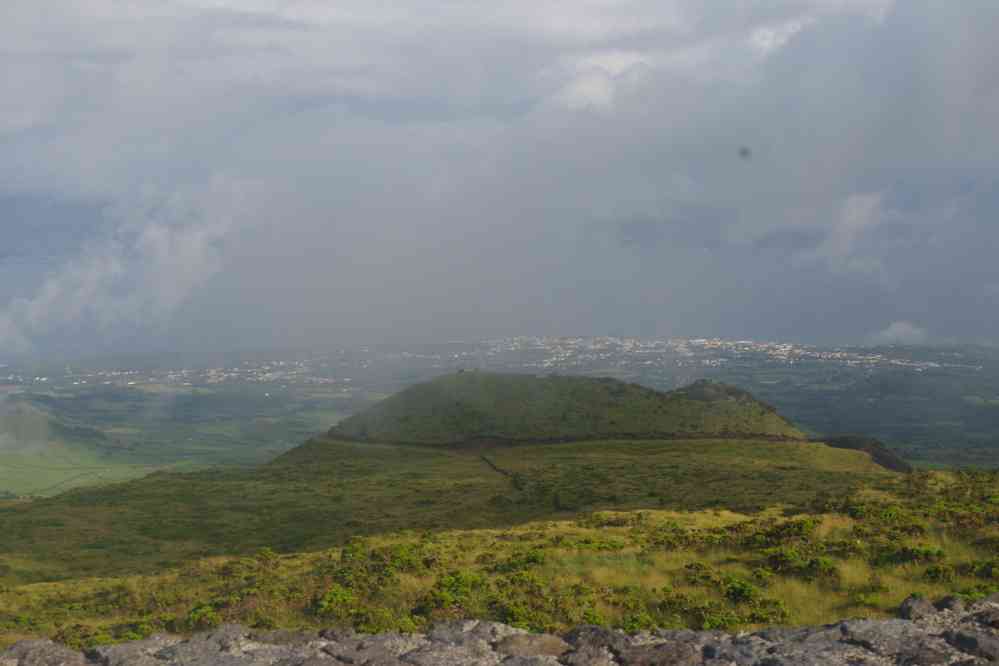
[2,496,997,650]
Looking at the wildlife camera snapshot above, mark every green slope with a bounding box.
[329,373,805,444]
[821,435,913,473]
[0,399,157,497]
[6,469,997,647]
[0,375,891,585]
[0,435,889,583]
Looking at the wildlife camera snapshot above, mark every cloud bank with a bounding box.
[1,0,998,356]
[870,321,929,346]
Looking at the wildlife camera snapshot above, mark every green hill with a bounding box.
[0,374,939,646]
[0,398,154,497]
[329,373,805,444]
[0,374,902,589]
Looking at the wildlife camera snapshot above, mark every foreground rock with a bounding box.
[4,596,999,665]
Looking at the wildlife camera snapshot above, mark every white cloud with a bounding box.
[793,193,885,276]
[870,321,928,345]
[0,178,255,353]
[750,19,815,55]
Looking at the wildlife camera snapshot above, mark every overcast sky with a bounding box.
[1,0,997,359]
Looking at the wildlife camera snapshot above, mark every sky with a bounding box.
[1,0,997,359]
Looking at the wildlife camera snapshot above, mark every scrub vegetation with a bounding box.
[1,470,997,650]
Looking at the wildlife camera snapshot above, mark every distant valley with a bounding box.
[1,338,997,499]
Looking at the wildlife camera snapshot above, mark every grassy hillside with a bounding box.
[0,373,936,648]
[330,373,804,444]
[0,399,161,497]
[822,435,913,473]
[2,470,996,649]
[0,436,885,584]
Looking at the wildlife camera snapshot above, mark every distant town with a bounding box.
[1,336,983,394]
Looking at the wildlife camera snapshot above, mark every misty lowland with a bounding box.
[5,2,999,664]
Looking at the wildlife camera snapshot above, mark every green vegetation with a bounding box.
[0,399,161,497]
[5,372,995,650]
[0,384,364,497]
[0,437,884,583]
[1,470,997,649]
[710,346,999,468]
[331,373,804,444]
[821,435,913,473]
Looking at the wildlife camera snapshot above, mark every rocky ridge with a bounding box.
[3,595,998,666]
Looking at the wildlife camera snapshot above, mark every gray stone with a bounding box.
[900,595,938,621]
[943,630,999,661]
[318,629,359,643]
[275,658,349,666]
[248,631,320,647]
[974,608,999,629]
[615,641,701,666]
[840,618,928,655]
[400,642,500,666]
[894,644,953,665]
[323,632,428,664]
[562,626,631,655]
[558,645,616,666]
[426,621,483,645]
[86,634,182,665]
[14,601,999,666]
[498,657,561,666]
[756,637,890,665]
[701,636,771,665]
[463,623,527,645]
[934,596,966,613]
[495,635,569,658]
[0,640,88,666]
[755,624,844,645]
[153,623,318,666]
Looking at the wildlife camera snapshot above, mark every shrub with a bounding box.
[619,610,657,633]
[313,583,357,620]
[762,547,836,580]
[723,576,761,604]
[185,603,222,630]
[491,548,546,573]
[924,563,955,583]
[961,559,999,580]
[871,545,944,567]
[415,570,489,617]
[52,624,114,650]
[647,521,697,550]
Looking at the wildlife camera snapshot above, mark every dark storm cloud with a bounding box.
[1,0,998,357]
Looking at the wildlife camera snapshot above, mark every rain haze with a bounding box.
[2,0,998,359]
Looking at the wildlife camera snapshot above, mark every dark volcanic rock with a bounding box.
[935,597,967,614]
[5,596,999,665]
[943,629,999,661]
[901,594,939,621]
[0,639,89,666]
[975,609,999,630]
